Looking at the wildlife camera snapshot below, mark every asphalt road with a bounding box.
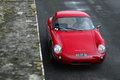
[35,0,120,80]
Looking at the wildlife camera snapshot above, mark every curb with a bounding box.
[34,1,45,80]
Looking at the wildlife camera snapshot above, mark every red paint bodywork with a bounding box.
[46,10,106,65]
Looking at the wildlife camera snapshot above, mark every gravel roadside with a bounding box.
[0,0,43,80]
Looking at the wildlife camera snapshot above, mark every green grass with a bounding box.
[33,45,39,49]
[0,54,4,57]
[31,4,36,12]
[14,76,19,79]
[0,34,3,39]
[27,64,33,67]
[32,30,38,34]
[0,76,2,79]
[14,56,19,60]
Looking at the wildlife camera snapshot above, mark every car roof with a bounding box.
[54,10,90,19]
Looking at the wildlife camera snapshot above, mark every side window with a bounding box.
[52,16,55,28]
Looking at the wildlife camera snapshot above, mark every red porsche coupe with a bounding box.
[46,10,106,65]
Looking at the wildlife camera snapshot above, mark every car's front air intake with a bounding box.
[72,62,91,65]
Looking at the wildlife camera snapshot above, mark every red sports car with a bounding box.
[46,10,106,65]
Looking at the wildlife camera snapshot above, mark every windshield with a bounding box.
[53,17,95,31]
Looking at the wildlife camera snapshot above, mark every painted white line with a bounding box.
[64,1,90,11]
[76,7,90,11]
[34,1,45,80]
[64,1,85,5]
[87,0,95,4]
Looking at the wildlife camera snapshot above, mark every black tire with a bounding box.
[46,29,49,47]
[49,42,55,63]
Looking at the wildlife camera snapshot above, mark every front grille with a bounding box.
[72,62,91,65]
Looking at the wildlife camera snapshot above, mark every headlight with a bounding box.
[98,44,106,53]
[54,45,62,53]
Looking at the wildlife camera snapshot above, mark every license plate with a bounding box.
[75,53,87,56]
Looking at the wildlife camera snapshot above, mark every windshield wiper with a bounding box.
[65,28,77,30]
[65,28,83,31]
[54,27,83,31]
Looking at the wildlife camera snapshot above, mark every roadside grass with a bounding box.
[0,1,43,79]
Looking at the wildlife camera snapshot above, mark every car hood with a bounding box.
[59,31,96,54]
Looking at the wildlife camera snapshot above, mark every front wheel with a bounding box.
[50,42,55,63]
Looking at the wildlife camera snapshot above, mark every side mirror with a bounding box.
[96,25,101,30]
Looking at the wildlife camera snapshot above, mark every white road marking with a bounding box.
[64,1,85,5]
[87,0,95,4]
[34,1,45,80]
[76,8,89,11]
[64,1,90,11]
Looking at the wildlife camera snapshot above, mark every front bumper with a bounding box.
[53,52,106,65]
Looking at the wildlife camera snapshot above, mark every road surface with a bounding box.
[35,0,120,80]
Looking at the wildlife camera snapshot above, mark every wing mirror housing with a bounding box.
[96,25,101,30]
